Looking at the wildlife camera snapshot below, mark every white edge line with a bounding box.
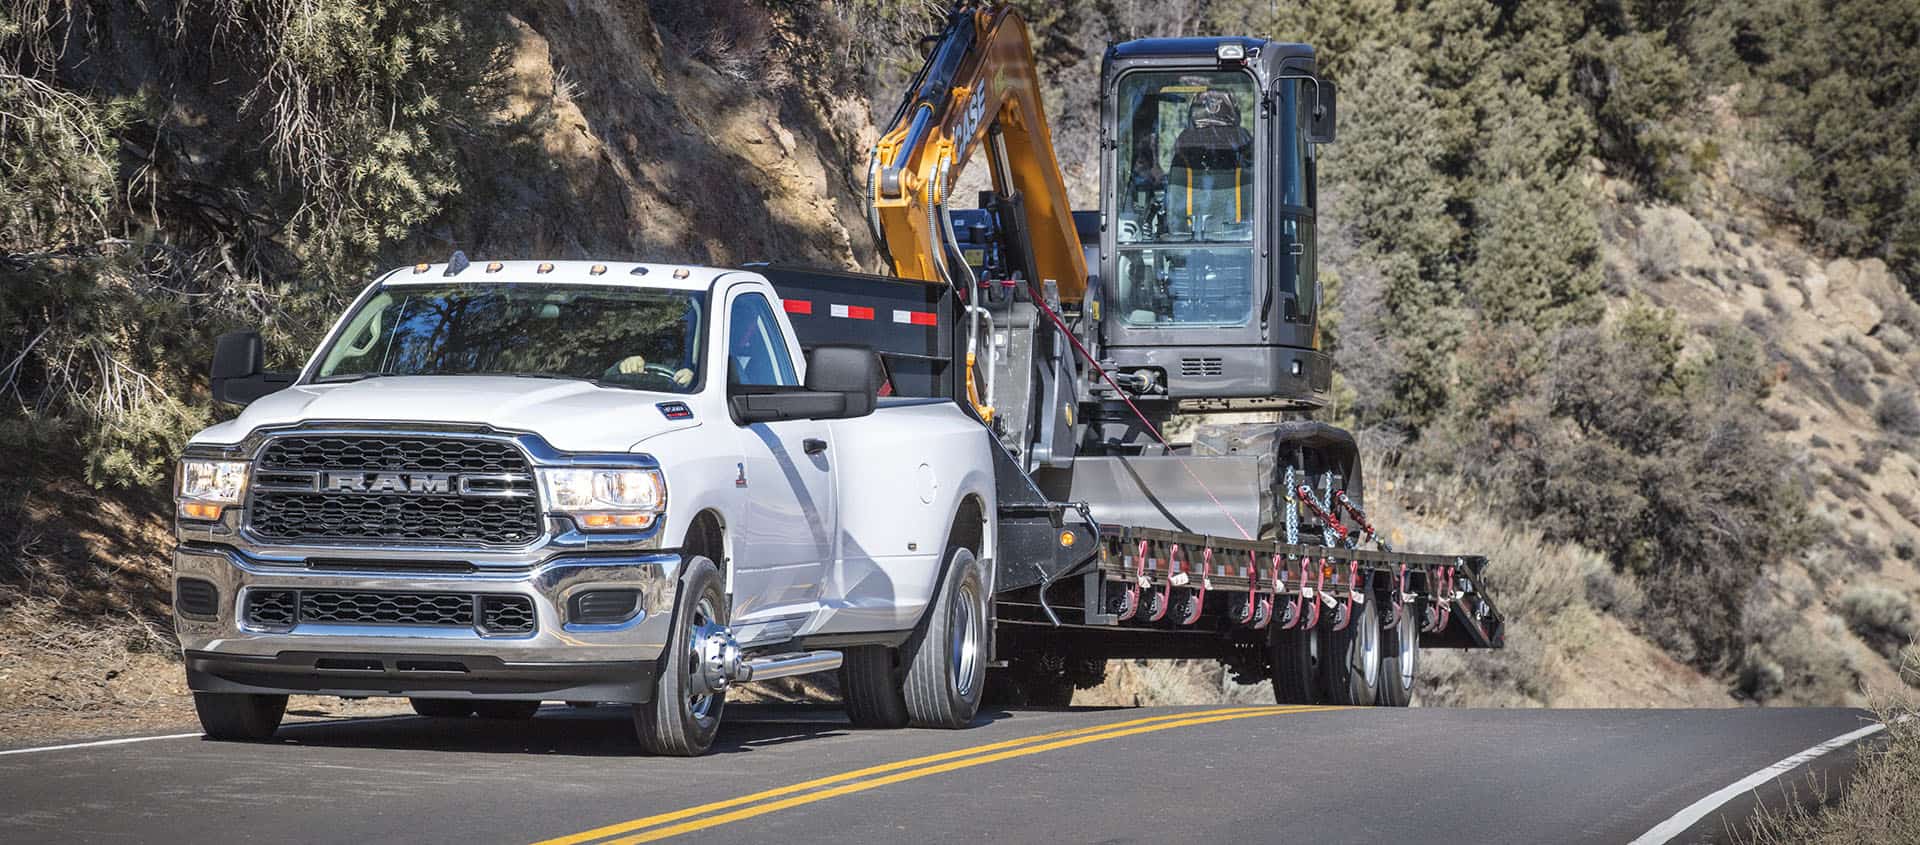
[1628,717,1901,845]
[0,713,425,758]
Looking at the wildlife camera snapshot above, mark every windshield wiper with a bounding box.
[313,373,394,384]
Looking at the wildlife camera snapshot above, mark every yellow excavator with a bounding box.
[765,1,1501,708]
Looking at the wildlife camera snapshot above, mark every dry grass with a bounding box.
[1741,652,1920,844]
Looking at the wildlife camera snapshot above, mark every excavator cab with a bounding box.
[1097,38,1335,412]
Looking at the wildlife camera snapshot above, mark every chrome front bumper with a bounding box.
[173,546,682,703]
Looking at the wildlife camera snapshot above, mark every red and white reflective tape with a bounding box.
[828,303,875,320]
[782,299,813,315]
[891,309,938,326]
[780,299,935,325]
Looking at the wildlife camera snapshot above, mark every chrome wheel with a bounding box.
[950,579,983,698]
[686,595,721,720]
[1358,600,1381,691]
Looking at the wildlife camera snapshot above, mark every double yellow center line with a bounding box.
[537,704,1338,845]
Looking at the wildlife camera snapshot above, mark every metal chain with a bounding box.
[1319,470,1336,548]
[1283,465,1299,546]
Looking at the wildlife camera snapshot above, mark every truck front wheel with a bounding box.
[193,692,287,741]
[902,546,987,728]
[634,556,728,756]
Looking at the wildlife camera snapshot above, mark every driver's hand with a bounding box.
[674,368,694,386]
[612,355,648,375]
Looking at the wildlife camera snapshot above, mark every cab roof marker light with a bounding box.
[537,262,555,274]
[590,264,608,275]
[486,261,504,273]
[630,266,650,276]
[412,263,430,274]
[1216,43,1246,63]
[673,268,691,279]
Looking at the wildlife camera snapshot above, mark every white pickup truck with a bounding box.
[172,258,996,755]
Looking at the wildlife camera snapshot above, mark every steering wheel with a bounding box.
[641,363,691,387]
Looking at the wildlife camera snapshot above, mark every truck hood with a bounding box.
[192,376,701,453]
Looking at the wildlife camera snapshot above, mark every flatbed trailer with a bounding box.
[760,263,1504,705]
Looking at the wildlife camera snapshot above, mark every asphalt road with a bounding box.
[0,703,1881,844]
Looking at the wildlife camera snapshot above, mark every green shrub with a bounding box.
[1841,587,1919,660]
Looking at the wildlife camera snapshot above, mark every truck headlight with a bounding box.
[539,467,666,530]
[177,459,249,520]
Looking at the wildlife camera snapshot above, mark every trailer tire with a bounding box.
[1321,598,1382,706]
[1377,600,1418,707]
[193,692,286,741]
[633,556,727,756]
[840,645,910,728]
[410,698,475,718]
[1269,628,1322,704]
[902,546,987,728]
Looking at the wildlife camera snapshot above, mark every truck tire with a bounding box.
[634,556,727,756]
[902,546,987,728]
[473,700,542,719]
[1321,597,1382,706]
[410,698,474,718]
[840,645,910,729]
[1377,600,1418,707]
[193,692,287,741]
[1269,627,1322,704]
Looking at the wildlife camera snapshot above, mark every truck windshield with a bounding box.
[1112,68,1262,328]
[312,283,705,393]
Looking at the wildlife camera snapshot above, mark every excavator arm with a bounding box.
[867,2,1088,305]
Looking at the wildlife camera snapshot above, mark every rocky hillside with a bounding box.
[3,0,1917,723]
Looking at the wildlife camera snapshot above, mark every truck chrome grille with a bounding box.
[242,588,535,635]
[248,434,541,546]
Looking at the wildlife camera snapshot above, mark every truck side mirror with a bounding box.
[210,331,294,406]
[728,345,884,424]
[803,344,884,419]
[1307,79,1336,144]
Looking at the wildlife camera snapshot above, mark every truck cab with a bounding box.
[173,259,997,754]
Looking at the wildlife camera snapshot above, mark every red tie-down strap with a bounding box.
[1304,558,1325,630]
[1279,556,1304,630]
[1178,547,1212,626]
[1334,491,1383,549]
[1330,560,1361,633]
[1116,539,1150,622]
[1235,549,1273,628]
[1296,485,1349,545]
[1150,544,1181,623]
[1434,566,1455,633]
[1385,564,1408,628]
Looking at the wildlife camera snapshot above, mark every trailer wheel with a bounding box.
[1377,600,1418,707]
[193,692,287,741]
[410,698,474,718]
[1269,628,1322,704]
[1321,597,1381,706]
[840,645,910,728]
[902,547,987,728]
[633,556,727,756]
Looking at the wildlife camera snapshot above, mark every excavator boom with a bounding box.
[867,3,1087,304]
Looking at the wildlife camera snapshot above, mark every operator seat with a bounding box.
[1167,89,1253,237]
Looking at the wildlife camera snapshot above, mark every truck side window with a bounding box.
[727,293,798,387]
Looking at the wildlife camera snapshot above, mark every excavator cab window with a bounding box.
[1113,69,1262,328]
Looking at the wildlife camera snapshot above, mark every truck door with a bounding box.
[723,287,837,634]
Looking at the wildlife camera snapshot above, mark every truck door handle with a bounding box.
[803,438,828,455]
